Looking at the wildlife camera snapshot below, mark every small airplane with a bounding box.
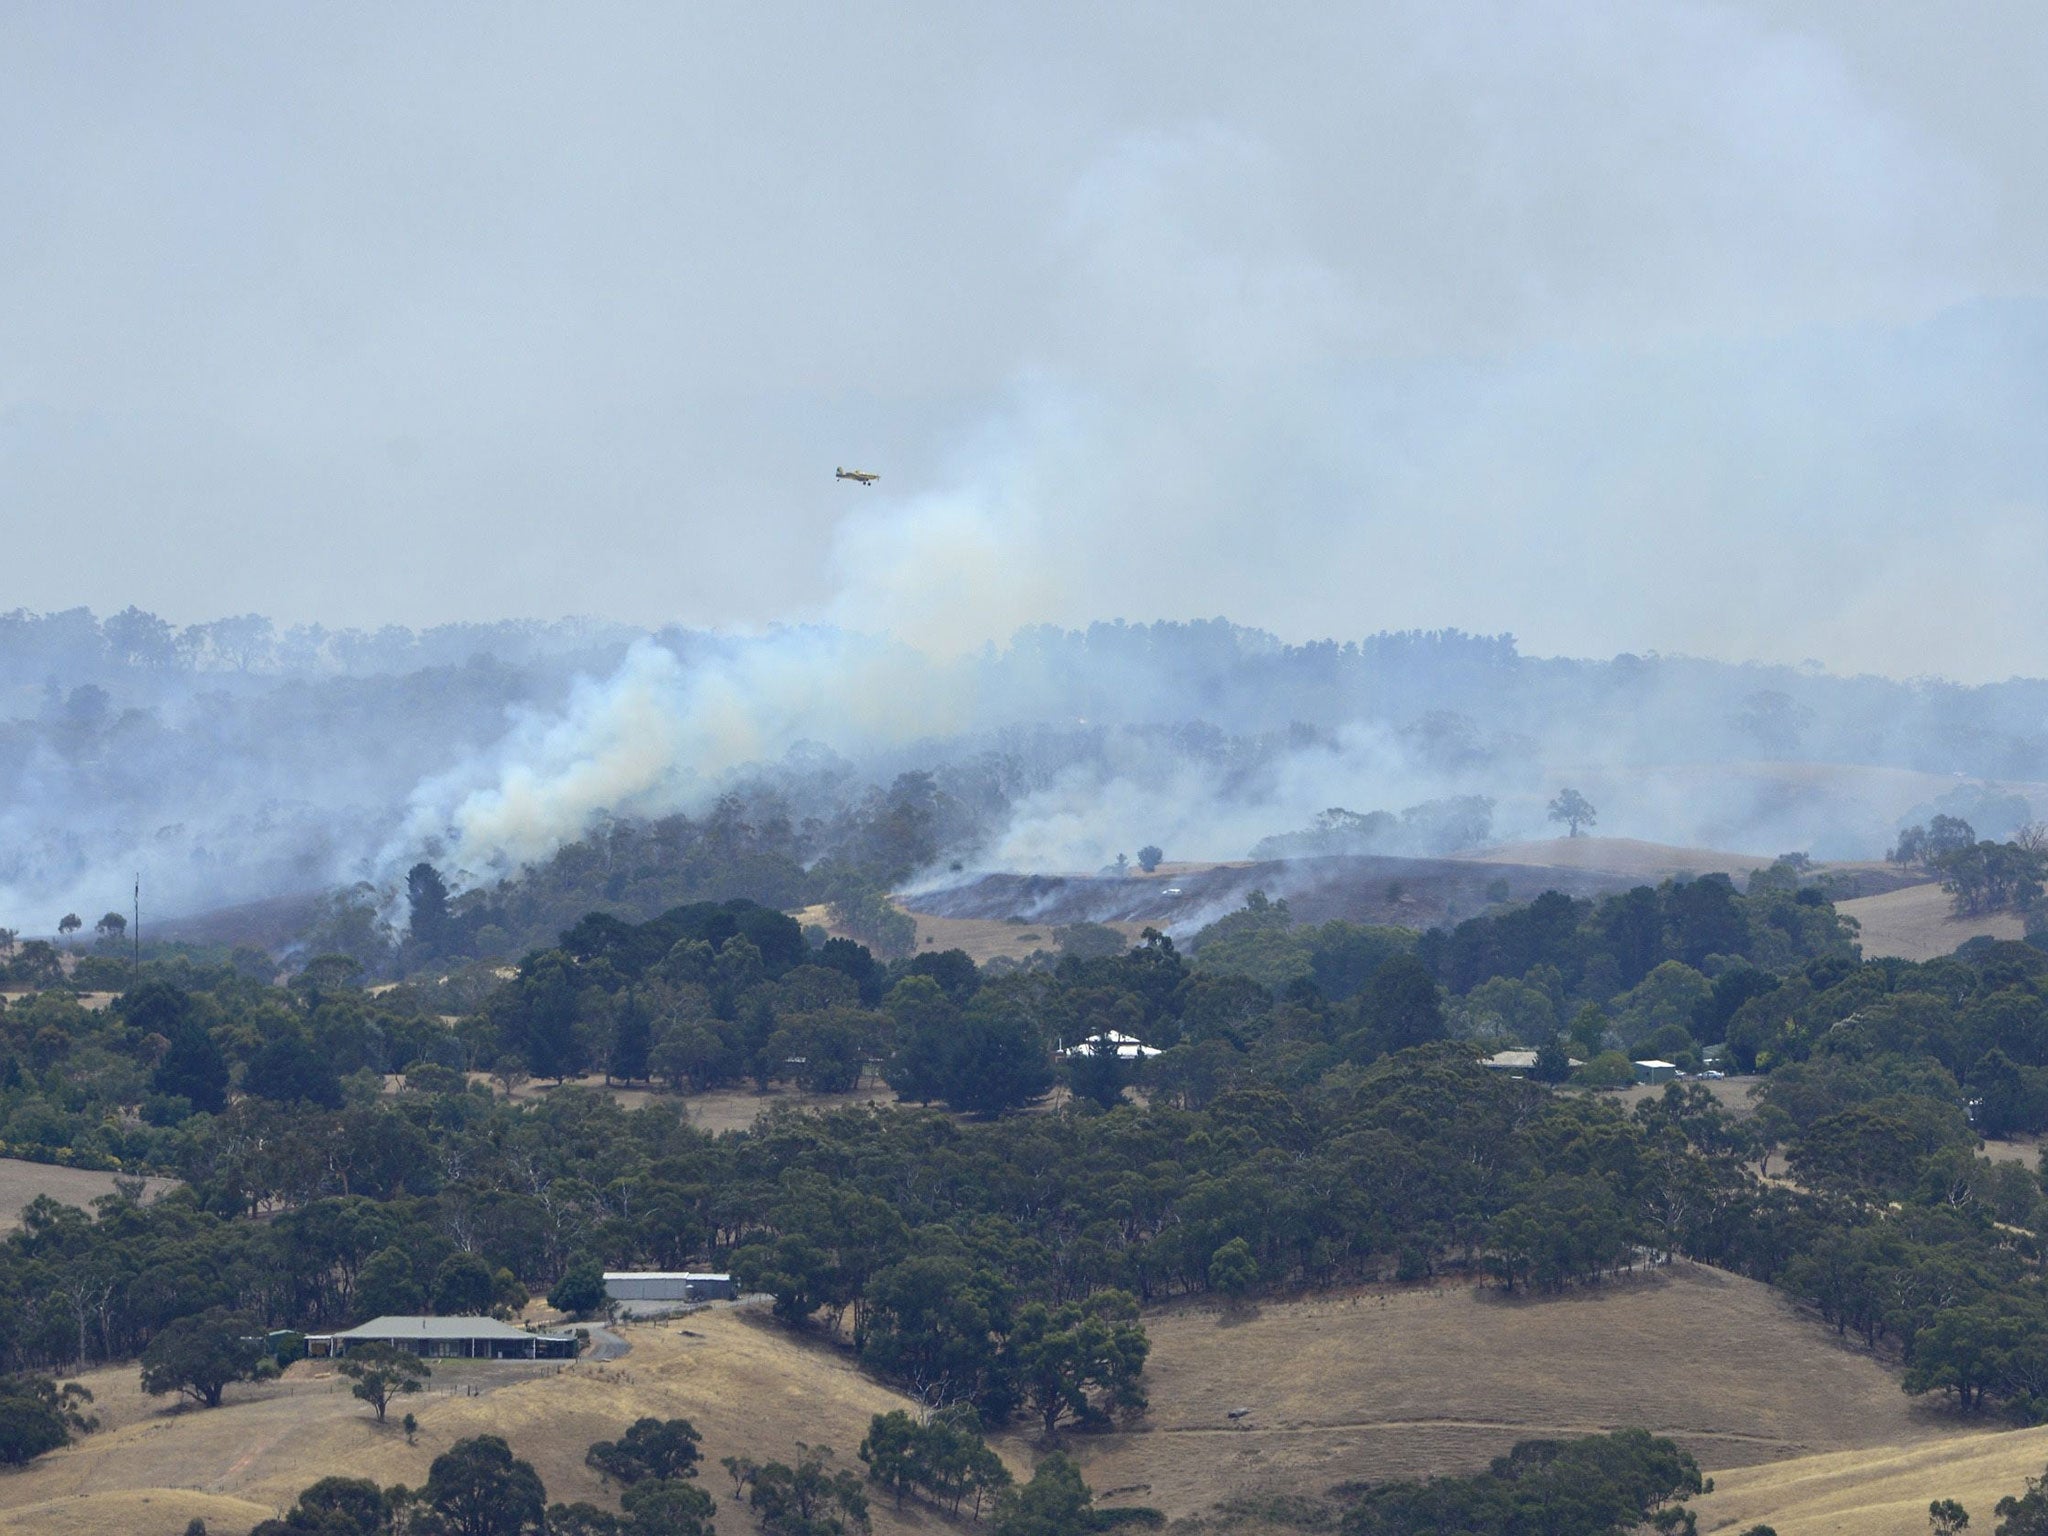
[835,467,878,485]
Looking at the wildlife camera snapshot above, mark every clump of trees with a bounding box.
[724,1444,870,1536]
[859,1409,1010,1519]
[587,1417,703,1486]
[1341,1429,1705,1536]
[0,1373,95,1465]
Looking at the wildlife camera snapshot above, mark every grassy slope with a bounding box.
[0,1307,951,1536]
[0,1267,1999,1536]
[1693,1425,2048,1536]
[0,1159,178,1233]
[1057,1265,1963,1525]
[1838,880,2025,962]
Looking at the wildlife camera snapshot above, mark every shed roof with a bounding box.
[603,1272,731,1282]
[331,1315,565,1341]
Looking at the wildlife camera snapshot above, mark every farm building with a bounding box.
[1059,1031,1161,1060]
[305,1316,577,1360]
[1633,1059,1681,1085]
[1481,1049,1583,1076]
[604,1271,739,1304]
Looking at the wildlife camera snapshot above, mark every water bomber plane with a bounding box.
[835,466,878,485]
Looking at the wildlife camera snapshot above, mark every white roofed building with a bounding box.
[1059,1031,1161,1060]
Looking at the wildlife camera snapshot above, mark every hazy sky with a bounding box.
[4,3,2045,679]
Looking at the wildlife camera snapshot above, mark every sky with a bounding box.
[3,3,2046,680]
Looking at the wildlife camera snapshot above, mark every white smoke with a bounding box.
[382,628,987,882]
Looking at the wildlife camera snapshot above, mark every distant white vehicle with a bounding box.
[1700,1070,1726,1080]
[1163,886,1183,896]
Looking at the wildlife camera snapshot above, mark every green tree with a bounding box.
[147,1000,228,1113]
[1208,1239,1258,1306]
[1004,1292,1149,1437]
[992,1454,1094,1536]
[408,862,451,948]
[244,1031,344,1109]
[1357,955,1445,1054]
[356,1246,427,1319]
[0,1374,96,1466]
[941,987,1055,1117]
[251,1476,390,1535]
[1066,1034,1130,1111]
[1548,788,1597,838]
[748,1443,870,1536]
[140,1308,261,1409]
[336,1342,429,1422]
[1997,1462,2048,1536]
[881,975,957,1104]
[1931,1499,1971,1536]
[587,1417,703,1484]
[418,1434,547,1536]
[550,1257,610,1318]
[544,1505,623,1536]
[1136,845,1164,873]
[611,1001,654,1084]
[1904,1303,2031,1412]
[620,1478,717,1536]
[434,1252,496,1316]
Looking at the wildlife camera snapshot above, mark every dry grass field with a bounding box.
[1600,1075,1764,1119]
[1690,1424,2048,1536]
[0,1305,961,1536]
[0,1266,2015,1536]
[0,1157,177,1232]
[1837,880,2025,961]
[792,901,1147,965]
[463,1072,899,1134]
[1056,1264,1966,1526]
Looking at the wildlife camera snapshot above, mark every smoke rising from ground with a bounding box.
[3,607,2048,936]
[4,8,2047,924]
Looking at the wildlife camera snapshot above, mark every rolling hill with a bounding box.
[0,1264,1996,1536]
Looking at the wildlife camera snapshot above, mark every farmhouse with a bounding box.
[305,1315,577,1360]
[1633,1059,1681,1085]
[1481,1049,1582,1076]
[1059,1031,1161,1060]
[604,1271,739,1304]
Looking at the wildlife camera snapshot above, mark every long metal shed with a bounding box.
[603,1271,738,1303]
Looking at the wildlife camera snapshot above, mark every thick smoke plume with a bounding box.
[2,604,2046,937]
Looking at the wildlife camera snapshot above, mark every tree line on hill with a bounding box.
[193,1406,1152,1536]
[14,861,2048,1466]
[222,1419,1736,1536]
[1888,813,2048,921]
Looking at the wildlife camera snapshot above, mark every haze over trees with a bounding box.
[8,836,2048,1493]
[14,610,2048,950]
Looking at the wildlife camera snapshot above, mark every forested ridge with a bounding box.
[8,864,2048,1473]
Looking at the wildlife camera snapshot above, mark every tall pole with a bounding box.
[133,873,140,985]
